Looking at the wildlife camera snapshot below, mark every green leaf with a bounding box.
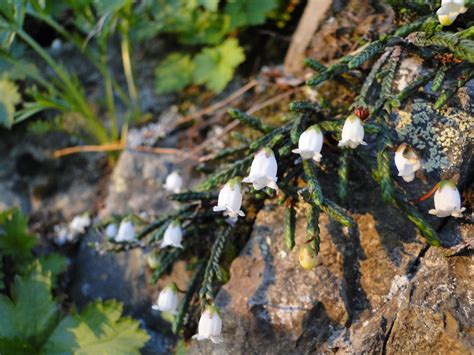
[43,300,150,354]
[193,38,245,93]
[0,275,58,349]
[177,11,230,45]
[94,0,131,15]
[155,53,195,94]
[198,0,219,11]
[0,77,21,128]
[225,0,277,29]
[0,208,36,259]
[24,253,68,289]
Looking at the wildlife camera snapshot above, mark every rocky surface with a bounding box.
[189,197,472,354]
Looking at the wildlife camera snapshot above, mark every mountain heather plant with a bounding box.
[103,0,472,344]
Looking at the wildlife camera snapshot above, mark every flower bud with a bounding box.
[105,223,118,239]
[147,251,160,269]
[213,178,245,219]
[242,148,278,190]
[394,143,421,182]
[429,180,465,218]
[299,245,317,270]
[152,283,179,314]
[160,221,183,248]
[338,115,367,149]
[69,214,91,236]
[292,125,323,162]
[192,304,224,344]
[115,220,136,242]
[164,171,183,193]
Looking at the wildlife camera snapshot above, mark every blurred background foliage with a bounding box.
[0,0,298,143]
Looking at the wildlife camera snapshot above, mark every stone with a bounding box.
[187,192,473,354]
[188,190,429,354]
[101,150,176,217]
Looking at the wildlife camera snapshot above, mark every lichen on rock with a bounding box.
[394,99,473,174]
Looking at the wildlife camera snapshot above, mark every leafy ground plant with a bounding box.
[101,0,473,343]
[0,208,150,354]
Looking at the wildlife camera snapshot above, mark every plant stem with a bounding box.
[16,29,110,143]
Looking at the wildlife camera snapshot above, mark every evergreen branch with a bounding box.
[199,155,253,190]
[355,49,393,106]
[150,249,182,284]
[230,132,252,144]
[306,204,320,255]
[408,32,474,63]
[356,151,440,246]
[431,66,447,93]
[304,57,327,73]
[289,101,321,114]
[337,150,349,202]
[169,191,217,202]
[397,71,436,103]
[199,226,233,306]
[210,145,247,161]
[172,262,205,334]
[306,62,350,86]
[348,41,386,70]
[290,113,306,144]
[394,16,430,37]
[228,108,274,133]
[284,203,296,250]
[302,160,354,227]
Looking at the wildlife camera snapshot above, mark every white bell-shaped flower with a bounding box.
[164,171,183,193]
[429,180,465,218]
[152,283,179,314]
[105,223,118,239]
[437,0,467,26]
[242,148,278,190]
[292,125,324,162]
[69,214,91,235]
[192,304,224,344]
[115,220,136,242]
[213,178,245,219]
[160,221,183,248]
[338,115,367,149]
[394,143,421,183]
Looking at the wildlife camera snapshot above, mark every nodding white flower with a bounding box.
[152,283,179,314]
[437,0,467,26]
[164,171,183,193]
[105,223,118,239]
[69,214,91,236]
[394,143,421,183]
[242,148,278,190]
[213,178,245,219]
[429,180,465,218]
[115,220,136,242]
[338,115,367,149]
[160,221,183,248]
[292,125,324,162]
[192,304,224,344]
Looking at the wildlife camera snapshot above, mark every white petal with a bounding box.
[115,220,135,242]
